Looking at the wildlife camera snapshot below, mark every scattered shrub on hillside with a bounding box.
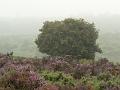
[41,70,76,87]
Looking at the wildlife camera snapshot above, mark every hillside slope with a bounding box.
[0,33,120,62]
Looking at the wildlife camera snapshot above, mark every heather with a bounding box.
[0,54,119,90]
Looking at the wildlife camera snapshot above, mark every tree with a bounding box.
[35,18,102,59]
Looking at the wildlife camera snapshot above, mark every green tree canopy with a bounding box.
[35,18,102,59]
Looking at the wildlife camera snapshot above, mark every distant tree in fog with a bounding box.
[35,18,102,59]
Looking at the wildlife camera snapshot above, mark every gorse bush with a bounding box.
[41,70,76,86]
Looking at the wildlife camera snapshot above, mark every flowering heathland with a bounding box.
[0,54,120,90]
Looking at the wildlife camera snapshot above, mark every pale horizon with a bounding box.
[0,0,120,18]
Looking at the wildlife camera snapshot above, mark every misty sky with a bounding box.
[0,0,120,35]
[0,0,120,18]
[0,0,120,61]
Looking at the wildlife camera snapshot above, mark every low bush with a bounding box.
[41,70,76,87]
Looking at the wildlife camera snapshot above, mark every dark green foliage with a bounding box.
[35,18,102,59]
[41,70,76,86]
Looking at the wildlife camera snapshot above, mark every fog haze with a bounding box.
[0,0,120,62]
[0,14,120,35]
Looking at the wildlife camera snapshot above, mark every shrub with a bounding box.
[0,63,45,90]
[41,70,76,87]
